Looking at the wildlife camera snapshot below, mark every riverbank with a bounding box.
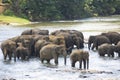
[0,15,30,25]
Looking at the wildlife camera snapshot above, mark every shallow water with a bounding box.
[0,17,120,80]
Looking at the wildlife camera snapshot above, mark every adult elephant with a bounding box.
[70,49,89,69]
[40,44,67,65]
[101,32,120,45]
[21,29,49,35]
[1,39,16,61]
[34,40,51,57]
[92,35,111,50]
[15,43,29,61]
[57,32,74,54]
[51,29,84,40]
[68,30,84,40]
[98,43,114,57]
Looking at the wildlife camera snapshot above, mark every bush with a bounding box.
[3,9,14,16]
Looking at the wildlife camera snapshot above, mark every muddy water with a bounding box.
[0,17,120,80]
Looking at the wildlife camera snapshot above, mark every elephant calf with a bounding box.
[98,43,114,57]
[15,43,29,61]
[70,50,89,69]
[40,44,67,65]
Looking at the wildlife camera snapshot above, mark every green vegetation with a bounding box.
[0,15,30,25]
[2,0,120,21]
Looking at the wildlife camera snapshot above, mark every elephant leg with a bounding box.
[47,59,50,64]
[108,53,110,57]
[14,53,17,62]
[79,60,82,69]
[118,53,120,57]
[87,59,89,69]
[96,46,98,50]
[91,45,94,50]
[88,43,91,50]
[4,54,7,61]
[3,49,7,61]
[41,58,44,63]
[83,59,86,69]
[71,61,76,67]
[54,59,58,65]
[17,54,20,59]
[8,53,12,61]
[54,55,58,65]
[111,52,114,57]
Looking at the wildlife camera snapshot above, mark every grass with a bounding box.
[0,15,30,25]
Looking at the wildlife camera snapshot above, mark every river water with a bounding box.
[0,17,120,80]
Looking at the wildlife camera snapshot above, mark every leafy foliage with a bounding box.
[2,0,120,21]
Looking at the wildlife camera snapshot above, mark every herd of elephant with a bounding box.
[0,29,120,70]
[88,32,120,57]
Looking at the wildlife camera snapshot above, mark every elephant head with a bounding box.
[55,45,67,65]
[72,34,84,49]
[88,35,96,50]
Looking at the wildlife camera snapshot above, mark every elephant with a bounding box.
[1,39,16,61]
[49,35,65,45]
[17,35,35,57]
[91,35,111,50]
[70,49,89,69]
[98,43,114,57]
[40,44,67,65]
[88,35,96,50]
[51,29,84,40]
[68,30,84,40]
[57,32,74,54]
[21,29,49,35]
[21,29,32,35]
[51,30,84,53]
[15,43,29,61]
[50,29,69,35]
[101,32,120,45]
[33,35,49,42]
[114,41,120,57]
[9,36,20,43]
[34,40,51,57]
[72,34,84,49]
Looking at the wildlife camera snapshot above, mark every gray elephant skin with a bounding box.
[15,43,29,61]
[21,29,49,35]
[51,30,84,54]
[70,50,89,69]
[101,32,120,45]
[35,40,51,57]
[98,43,114,57]
[114,41,120,57]
[40,44,67,65]
[1,39,16,61]
[91,35,110,50]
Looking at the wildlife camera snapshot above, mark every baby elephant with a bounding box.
[70,50,89,69]
[98,43,114,57]
[15,43,29,61]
